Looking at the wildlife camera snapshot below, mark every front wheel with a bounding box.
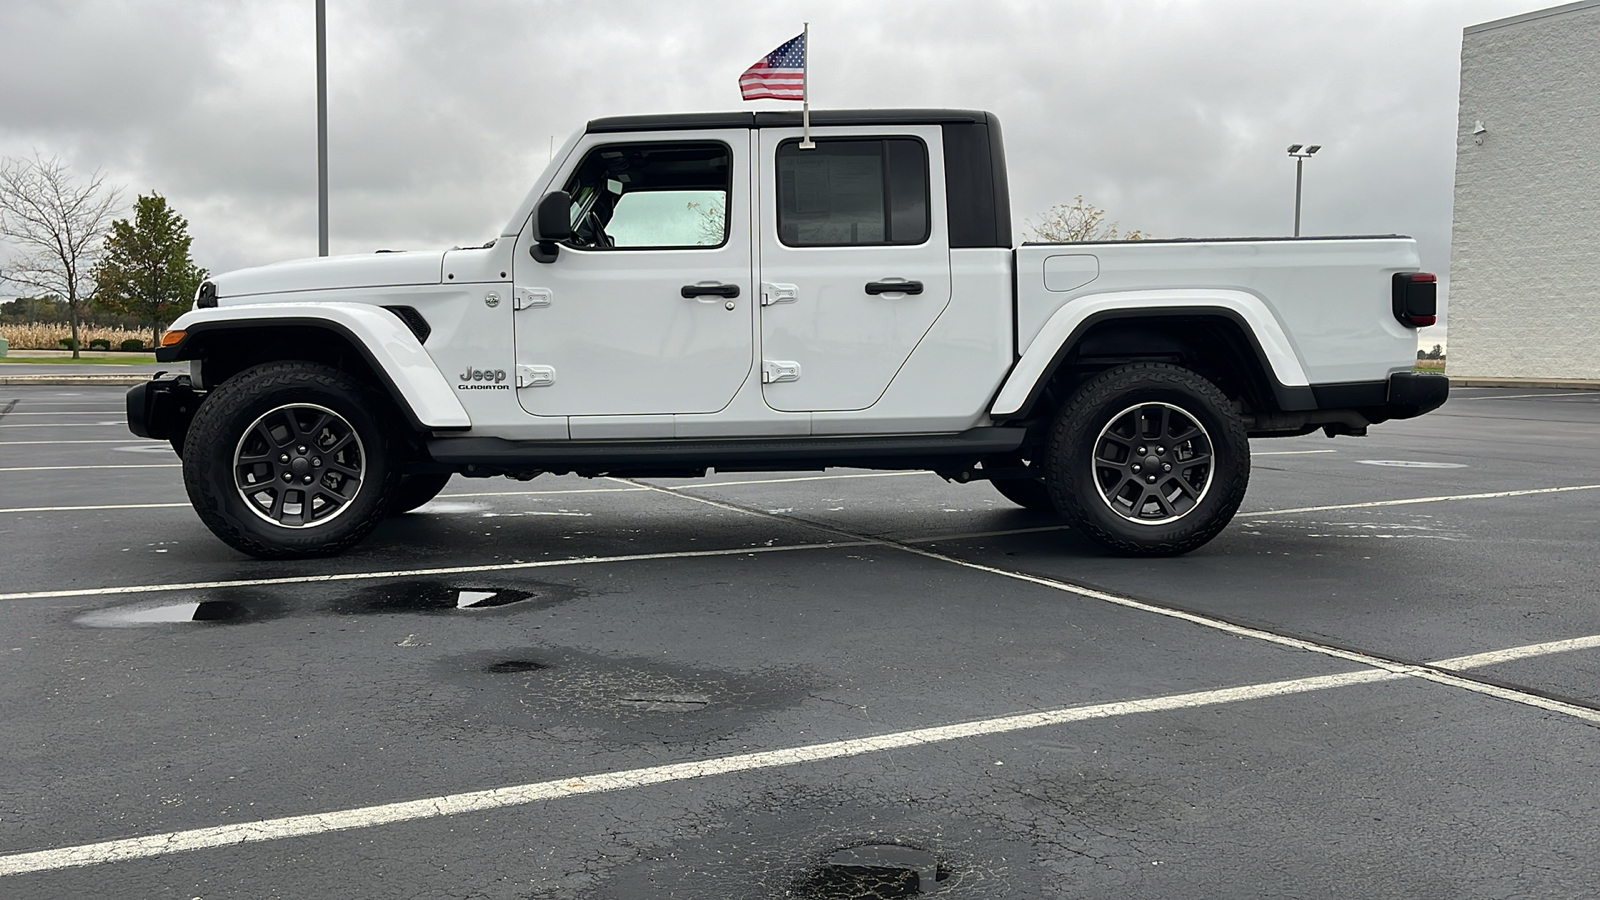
[182,362,403,559]
[1046,363,1249,556]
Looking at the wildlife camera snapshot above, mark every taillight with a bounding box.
[1392,272,1437,328]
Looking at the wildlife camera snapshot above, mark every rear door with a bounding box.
[755,125,952,412]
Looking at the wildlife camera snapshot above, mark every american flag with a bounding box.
[740,33,805,101]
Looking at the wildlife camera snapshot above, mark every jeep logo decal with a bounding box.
[457,366,512,390]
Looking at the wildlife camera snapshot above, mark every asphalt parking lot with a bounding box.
[1,383,1598,899]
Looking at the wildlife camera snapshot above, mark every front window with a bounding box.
[561,142,730,250]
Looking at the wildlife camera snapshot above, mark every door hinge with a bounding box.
[514,287,552,310]
[516,364,556,388]
[761,360,801,384]
[760,282,798,307]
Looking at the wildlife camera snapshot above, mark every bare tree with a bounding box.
[1027,195,1146,243]
[0,154,122,358]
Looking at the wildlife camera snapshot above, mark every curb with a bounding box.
[1451,377,1600,389]
[0,374,152,385]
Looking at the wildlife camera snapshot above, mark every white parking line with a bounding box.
[1242,483,1600,517]
[1459,391,1599,400]
[0,502,190,514]
[5,629,1598,878]
[1252,449,1337,456]
[0,439,162,445]
[0,410,126,416]
[0,399,126,405]
[0,422,126,428]
[1431,634,1600,670]
[0,463,181,472]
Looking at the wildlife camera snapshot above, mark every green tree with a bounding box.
[1027,195,1147,242]
[92,193,206,346]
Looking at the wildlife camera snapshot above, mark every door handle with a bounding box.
[864,280,923,295]
[681,283,740,298]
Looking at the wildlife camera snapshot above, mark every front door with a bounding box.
[512,131,753,417]
[756,125,952,412]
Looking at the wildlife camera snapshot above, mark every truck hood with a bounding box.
[212,251,445,299]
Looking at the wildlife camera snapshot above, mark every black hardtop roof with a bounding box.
[586,109,993,134]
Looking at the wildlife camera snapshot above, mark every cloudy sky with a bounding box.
[0,0,1557,336]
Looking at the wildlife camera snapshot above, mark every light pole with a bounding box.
[316,0,328,257]
[1286,144,1320,237]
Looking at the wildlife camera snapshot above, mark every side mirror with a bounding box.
[530,191,571,263]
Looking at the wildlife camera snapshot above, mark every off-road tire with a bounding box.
[990,475,1057,513]
[182,362,404,559]
[1046,362,1249,556]
[391,473,453,515]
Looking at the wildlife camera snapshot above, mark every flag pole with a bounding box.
[799,22,814,149]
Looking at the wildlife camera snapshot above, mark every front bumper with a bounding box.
[126,371,200,440]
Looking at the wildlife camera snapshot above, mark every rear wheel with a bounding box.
[1046,362,1249,556]
[182,362,403,559]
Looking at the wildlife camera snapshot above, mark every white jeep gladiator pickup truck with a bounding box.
[128,109,1447,559]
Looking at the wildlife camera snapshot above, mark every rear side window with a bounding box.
[776,138,929,247]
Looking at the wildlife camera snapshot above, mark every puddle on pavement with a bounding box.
[327,579,574,615]
[76,578,580,628]
[76,594,282,628]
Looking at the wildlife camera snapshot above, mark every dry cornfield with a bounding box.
[0,322,154,350]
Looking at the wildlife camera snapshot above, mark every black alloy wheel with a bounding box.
[1046,362,1249,556]
[182,362,403,558]
[1090,401,1214,525]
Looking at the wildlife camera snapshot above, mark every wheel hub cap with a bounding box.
[232,403,365,529]
[1091,401,1215,526]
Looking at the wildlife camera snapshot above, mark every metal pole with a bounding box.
[799,22,813,149]
[316,0,329,256]
[1293,155,1303,238]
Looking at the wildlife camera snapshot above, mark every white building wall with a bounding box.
[1450,0,1600,379]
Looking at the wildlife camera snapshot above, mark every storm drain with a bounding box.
[793,844,946,897]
